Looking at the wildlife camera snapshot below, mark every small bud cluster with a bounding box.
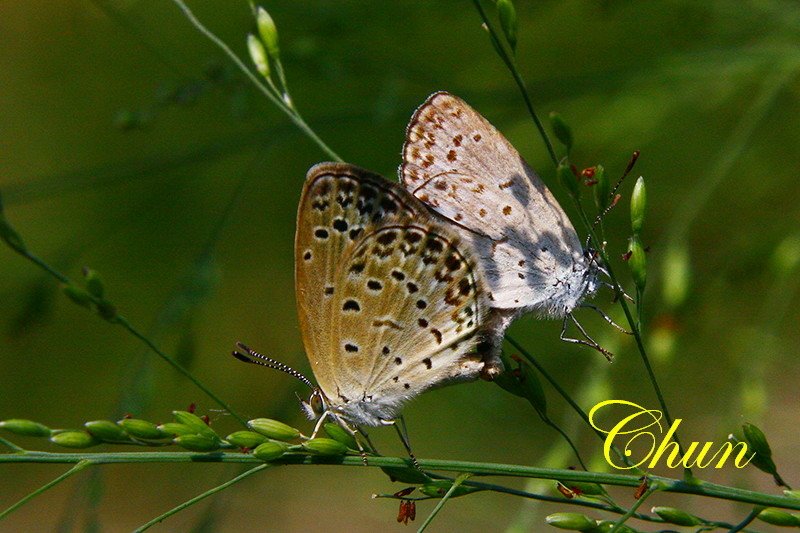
[0,411,359,463]
[247,6,293,107]
[61,267,118,322]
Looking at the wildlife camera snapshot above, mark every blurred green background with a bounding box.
[2,1,799,531]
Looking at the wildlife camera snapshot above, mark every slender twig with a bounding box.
[0,241,246,426]
[2,451,798,511]
[0,460,92,520]
[417,473,472,532]
[0,436,24,453]
[609,484,658,532]
[728,507,763,533]
[470,0,558,166]
[573,202,693,480]
[506,335,635,471]
[133,464,270,532]
[168,0,343,162]
[391,475,746,530]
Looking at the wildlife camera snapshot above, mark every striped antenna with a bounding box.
[232,342,315,390]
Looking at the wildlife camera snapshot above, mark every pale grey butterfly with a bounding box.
[235,162,503,459]
[400,92,613,356]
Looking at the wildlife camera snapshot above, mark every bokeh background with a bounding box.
[2,1,799,531]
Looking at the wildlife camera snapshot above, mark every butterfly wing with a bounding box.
[400,92,585,311]
[296,163,497,425]
[330,222,492,424]
[296,162,421,401]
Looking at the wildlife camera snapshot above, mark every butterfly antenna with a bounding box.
[593,150,640,228]
[232,341,315,389]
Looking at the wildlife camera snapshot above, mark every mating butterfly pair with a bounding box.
[237,92,600,438]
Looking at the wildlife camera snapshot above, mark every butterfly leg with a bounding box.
[357,426,380,455]
[579,303,632,335]
[310,411,331,439]
[560,314,614,361]
[597,269,635,304]
[382,416,422,471]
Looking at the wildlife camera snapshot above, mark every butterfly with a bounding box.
[236,162,503,447]
[399,92,607,353]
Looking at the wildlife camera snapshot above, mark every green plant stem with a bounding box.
[417,473,472,532]
[405,476,743,530]
[133,464,270,532]
[2,451,797,511]
[470,0,558,166]
[539,414,587,471]
[573,202,693,481]
[168,0,343,162]
[0,436,24,453]
[506,335,635,471]
[0,460,92,520]
[1,243,247,426]
[609,485,657,533]
[728,507,763,533]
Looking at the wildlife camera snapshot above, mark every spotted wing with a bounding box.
[400,92,585,310]
[330,223,491,415]
[295,163,423,400]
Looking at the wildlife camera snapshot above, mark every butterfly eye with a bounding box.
[309,390,326,416]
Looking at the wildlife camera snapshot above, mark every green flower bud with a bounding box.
[593,165,609,211]
[175,434,220,452]
[173,411,218,439]
[117,418,165,440]
[84,420,128,442]
[50,431,98,449]
[651,506,702,526]
[380,466,432,484]
[497,0,518,51]
[785,489,800,499]
[226,430,268,449]
[82,267,105,299]
[757,507,800,527]
[630,176,646,236]
[157,423,196,437]
[420,480,482,498]
[741,422,785,485]
[0,419,51,437]
[661,245,691,310]
[247,34,270,79]
[323,422,358,450]
[550,113,573,153]
[545,512,596,530]
[743,422,772,458]
[303,437,348,456]
[256,7,279,57]
[628,237,646,291]
[557,163,579,198]
[253,440,289,461]
[247,418,300,441]
[62,284,93,308]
